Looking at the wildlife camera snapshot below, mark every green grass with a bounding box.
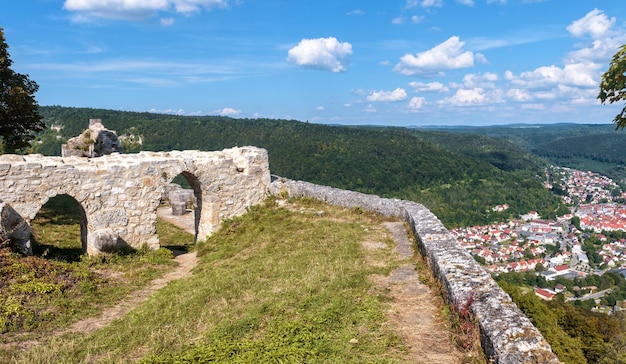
[7,197,412,363]
[0,196,192,348]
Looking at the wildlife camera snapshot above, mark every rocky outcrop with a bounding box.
[61,119,124,158]
[270,176,562,364]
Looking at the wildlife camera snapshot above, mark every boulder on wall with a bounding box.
[62,119,124,158]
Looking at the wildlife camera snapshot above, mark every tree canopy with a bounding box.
[0,27,44,152]
[598,44,626,129]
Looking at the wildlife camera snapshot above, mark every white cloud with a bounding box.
[364,104,377,113]
[316,106,325,111]
[487,0,507,3]
[394,36,479,76]
[506,89,532,102]
[447,88,486,105]
[416,0,443,7]
[520,103,545,110]
[63,0,229,20]
[408,97,426,110]
[405,0,442,8]
[160,17,174,26]
[367,88,408,102]
[440,88,504,106]
[392,16,405,25]
[347,9,364,15]
[411,15,425,23]
[216,107,241,116]
[567,9,615,39]
[457,0,474,6]
[509,63,600,89]
[149,108,186,115]
[564,9,626,63]
[461,72,498,88]
[408,81,449,93]
[287,37,353,73]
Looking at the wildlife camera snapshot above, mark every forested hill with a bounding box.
[435,123,626,185]
[33,106,566,228]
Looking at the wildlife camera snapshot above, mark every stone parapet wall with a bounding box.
[270,176,561,364]
[0,147,270,255]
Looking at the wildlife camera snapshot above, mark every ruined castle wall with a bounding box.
[0,147,270,255]
[270,177,561,364]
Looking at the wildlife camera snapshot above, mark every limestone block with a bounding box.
[171,202,187,216]
[87,228,119,254]
[0,200,33,255]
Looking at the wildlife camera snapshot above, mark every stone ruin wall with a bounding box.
[0,143,564,362]
[0,147,270,255]
[269,177,562,364]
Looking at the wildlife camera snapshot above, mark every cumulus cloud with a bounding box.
[409,81,449,93]
[394,36,481,76]
[366,88,408,102]
[440,88,504,106]
[564,9,626,63]
[508,63,600,89]
[567,9,615,39]
[461,72,498,88]
[457,0,475,6]
[506,89,532,102]
[411,15,425,23]
[216,107,241,116]
[63,0,229,20]
[287,37,353,73]
[315,106,325,111]
[408,97,426,110]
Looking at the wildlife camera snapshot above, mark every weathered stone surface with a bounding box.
[270,176,562,364]
[87,228,119,255]
[0,147,270,255]
[61,120,124,158]
[171,202,187,216]
[0,200,32,255]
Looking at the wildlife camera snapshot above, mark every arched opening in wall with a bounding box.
[30,194,87,262]
[157,172,199,253]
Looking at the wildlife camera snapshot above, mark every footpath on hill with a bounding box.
[7,206,472,363]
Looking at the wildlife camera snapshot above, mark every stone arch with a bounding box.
[30,193,88,260]
[163,170,204,242]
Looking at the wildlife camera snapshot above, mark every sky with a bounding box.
[2,0,626,126]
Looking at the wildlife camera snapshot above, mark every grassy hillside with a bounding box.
[3,197,482,363]
[32,106,566,228]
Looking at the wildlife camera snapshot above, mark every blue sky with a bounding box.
[2,1,626,126]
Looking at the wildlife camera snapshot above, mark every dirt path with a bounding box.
[65,250,198,334]
[2,250,198,351]
[368,222,467,364]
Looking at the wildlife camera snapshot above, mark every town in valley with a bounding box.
[451,166,626,312]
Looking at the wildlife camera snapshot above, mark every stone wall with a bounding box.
[270,176,562,364]
[0,147,270,255]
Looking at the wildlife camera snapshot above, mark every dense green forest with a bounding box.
[29,106,569,228]
[437,123,626,186]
